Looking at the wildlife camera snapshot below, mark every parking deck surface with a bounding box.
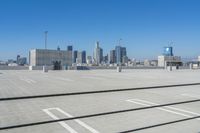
[0,69,200,133]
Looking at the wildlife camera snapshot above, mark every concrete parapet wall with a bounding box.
[70,66,164,70]
[29,66,54,70]
[0,66,29,70]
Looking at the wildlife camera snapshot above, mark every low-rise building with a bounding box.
[29,49,72,67]
[17,57,27,66]
[144,59,151,66]
[158,55,182,67]
[86,56,92,64]
[122,56,128,65]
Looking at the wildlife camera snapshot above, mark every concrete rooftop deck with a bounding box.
[0,69,200,133]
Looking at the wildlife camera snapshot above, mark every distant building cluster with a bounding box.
[29,41,131,69]
[2,43,200,69]
[0,55,27,66]
[27,44,198,69]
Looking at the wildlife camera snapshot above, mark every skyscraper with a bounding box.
[73,50,78,63]
[82,51,86,63]
[121,47,127,59]
[115,46,127,64]
[103,54,108,63]
[110,50,116,64]
[17,55,20,63]
[77,51,86,64]
[57,46,60,51]
[93,41,103,65]
[163,46,173,56]
[67,45,73,51]
[100,48,103,63]
[115,46,122,64]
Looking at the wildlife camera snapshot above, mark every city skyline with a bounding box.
[1,0,200,60]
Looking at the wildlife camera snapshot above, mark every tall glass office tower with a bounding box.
[115,46,122,65]
[115,46,127,65]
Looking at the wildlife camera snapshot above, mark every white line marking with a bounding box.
[56,108,99,133]
[43,108,99,133]
[92,74,133,80]
[20,78,31,84]
[20,77,36,84]
[131,99,200,120]
[81,76,105,80]
[27,79,36,83]
[181,93,200,99]
[126,99,192,117]
[126,99,200,120]
[43,109,78,133]
[55,77,74,82]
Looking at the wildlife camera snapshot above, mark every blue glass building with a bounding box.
[115,46,127,64]
[163,47,173,56]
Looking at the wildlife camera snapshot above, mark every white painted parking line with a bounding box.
[132,99,200,118]
[93,74,133,80]
[126,99,192,117]
[126,99,200,120]
[55,77,74,82]
[43,108,99,133]
[29,79,36,83]
[181,93,200,99]
[43,109,78,133]
[81,76,105,80]
[19,77,36,84]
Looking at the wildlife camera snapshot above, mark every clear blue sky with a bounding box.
[0,0,200,61]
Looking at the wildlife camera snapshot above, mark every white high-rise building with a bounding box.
[198,56,200,61]
[93,41,103,65]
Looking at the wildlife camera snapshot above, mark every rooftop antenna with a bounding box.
[119,38,122,46]
[44,31,48,49]
[169,41,173,47]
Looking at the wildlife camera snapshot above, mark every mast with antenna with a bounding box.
[44,31,48,49]
[119,38,122,46]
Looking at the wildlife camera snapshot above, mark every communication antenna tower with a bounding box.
[44,31,48,49]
